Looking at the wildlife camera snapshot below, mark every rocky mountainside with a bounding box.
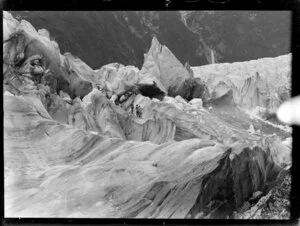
[3,11,292,218]
[11,11,291,69]
[180,11,291,64]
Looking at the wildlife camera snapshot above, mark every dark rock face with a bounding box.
[137,83,166,100]
[11,11,290,69]
[12,11,204,69]
[191,78,210,101]
[234,173,291,219]
[181,11,291,64]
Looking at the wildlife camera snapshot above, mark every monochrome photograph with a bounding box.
[3,11,293,219]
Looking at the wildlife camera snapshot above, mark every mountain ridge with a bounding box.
[11,11,290,69]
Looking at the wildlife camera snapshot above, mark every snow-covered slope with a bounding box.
[4,92,290,218]
[192,54,291,114]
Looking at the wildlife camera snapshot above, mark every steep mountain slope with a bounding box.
[11,11,204,69]
[11,11,290,69]
[180,11,291,64]
[3,11,292,219]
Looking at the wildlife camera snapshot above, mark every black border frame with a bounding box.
[1,0,300,225]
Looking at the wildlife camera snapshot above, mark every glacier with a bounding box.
[3,11,292,219]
